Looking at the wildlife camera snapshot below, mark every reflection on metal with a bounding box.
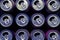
[47,14,60,27]
[15,29,29,40]
[31,29,45,40]
[15,13,29,27]
[0,30,13,40]
[31,13,45,27]
[32,0,45,11]
[0,0,14,11]
[46,30,60,40]
[0,14,13,27]
[47,0,60,12]
[16,0,29,11]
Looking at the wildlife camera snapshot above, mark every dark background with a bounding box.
[0,0,60,40]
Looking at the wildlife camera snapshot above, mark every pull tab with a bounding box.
[20,35,25,40]
[51,35,57,40]
[36,18,42,24]
[34,0,41,8]
[20,18,25,23]
[3,0,10,9]
[3,32,9,40]
[50,1,57,9]
[5,3,10,9]
[19,0,26,8]
[21,1,26,9]
[5,37,8,40]
[36,2,41,8]
[22,4,26,9]
[4,19,9,24]
[52,3,57,9]
[51,19,57,24]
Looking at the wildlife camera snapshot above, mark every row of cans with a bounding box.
[0,0,60,12]
[0,29,60,40]
[0,13,60,28]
